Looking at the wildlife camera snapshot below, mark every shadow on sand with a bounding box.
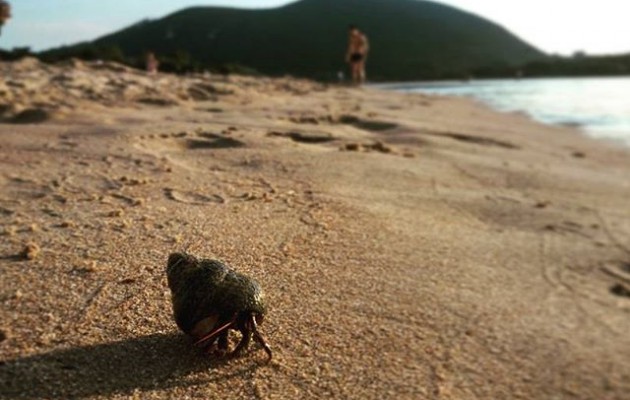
[0,332,256,399]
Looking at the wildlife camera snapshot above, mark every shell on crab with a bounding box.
[166,252,272,361]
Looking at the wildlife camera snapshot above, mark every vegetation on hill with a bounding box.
[39,0,545,81]
[473,53,630,78]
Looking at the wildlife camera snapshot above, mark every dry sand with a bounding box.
[1,58,629,399]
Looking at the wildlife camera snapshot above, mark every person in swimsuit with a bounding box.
[145,51,159,74]
[345,24,369,85]
[0,1,11,36]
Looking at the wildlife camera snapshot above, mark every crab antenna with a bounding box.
[194,315,237,346]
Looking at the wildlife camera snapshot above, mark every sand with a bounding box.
[1,58,629,399]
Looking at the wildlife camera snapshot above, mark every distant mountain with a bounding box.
[41,0,545,81]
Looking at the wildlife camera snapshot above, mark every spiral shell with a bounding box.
[166,252,267,339]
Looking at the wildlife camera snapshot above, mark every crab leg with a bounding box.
[230,328,252,357]
[249,314,272,362]
[217,331,229,351]
[194,315,237,347]
[211,331,230,356]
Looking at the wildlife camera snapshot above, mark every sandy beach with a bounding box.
[1,58,629,399]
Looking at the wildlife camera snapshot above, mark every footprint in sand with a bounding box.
[137,97,179,107]
[599,260,630,298]
[288,112,399,132]
[340,141,414,157]
[187,132,245,149]
[337,114,399,132]
[163,188,225,205]
[7,108,51,124]
[137,130,246,155]
[422,130,520,149]
[195,107,224,113]
[267,130,336,144]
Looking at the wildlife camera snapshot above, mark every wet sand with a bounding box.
[1,58,630,399]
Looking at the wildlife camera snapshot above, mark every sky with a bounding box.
[1,0,629,55]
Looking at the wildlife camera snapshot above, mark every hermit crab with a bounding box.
[166,252,272,361]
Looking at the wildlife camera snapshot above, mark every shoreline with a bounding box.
[372,76,630,148]
[2,60,630,399]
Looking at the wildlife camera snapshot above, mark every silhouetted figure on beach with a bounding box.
[0,1,11,36]
[346,25,369,85]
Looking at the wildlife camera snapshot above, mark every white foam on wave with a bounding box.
[384,77,630,147]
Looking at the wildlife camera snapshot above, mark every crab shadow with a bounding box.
[0,332,258,399]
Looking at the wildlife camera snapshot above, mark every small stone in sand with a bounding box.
[107,209,124,218]
[59,220,77,228]
[20,242,41,260]
[343,143,361,151]
[368,141,392,154]
[241,192,258,201]
[610,283,630,298]
[75,261,99,274]
[119,176,148,186]
[2,226,17,236]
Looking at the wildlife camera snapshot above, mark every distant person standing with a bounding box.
[346,24,369,85]
[0,1,11,36]
[145,51,159,74]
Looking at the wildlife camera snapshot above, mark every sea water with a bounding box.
[380,77,630,147]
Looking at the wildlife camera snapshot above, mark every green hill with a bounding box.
[41,0,545,81]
